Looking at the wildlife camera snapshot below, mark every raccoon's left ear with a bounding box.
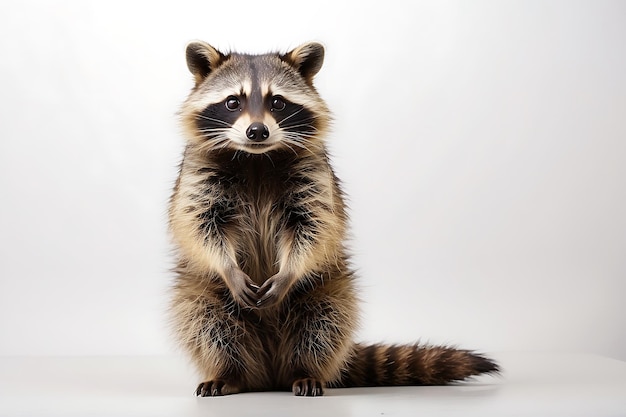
[186,41,226,86]
[282,42,325,85]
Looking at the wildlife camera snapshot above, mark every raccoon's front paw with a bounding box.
[196,380,240,397]
[224,267,259,309]
[256,272,295,309]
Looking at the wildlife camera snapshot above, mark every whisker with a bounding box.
[281,131,319,144]
[280,140,300,156]
[280,122,319,133]
[277,107,306,125]
[198,127,231,132]
[280,136,318,156]
[264,151,276,166]
[196,114,233,127]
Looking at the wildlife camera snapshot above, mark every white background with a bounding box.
[0,1,624,361]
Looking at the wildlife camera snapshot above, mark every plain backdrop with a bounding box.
[0,1,624,361]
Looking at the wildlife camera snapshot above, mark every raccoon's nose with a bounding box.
[246,122,270,142]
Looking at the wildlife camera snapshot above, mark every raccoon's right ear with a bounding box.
[282,42,325,85]
[185,41,226,85]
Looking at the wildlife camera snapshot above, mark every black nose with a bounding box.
[246,122,270,142]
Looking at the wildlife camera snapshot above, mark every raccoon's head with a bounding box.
[180,41,331,155]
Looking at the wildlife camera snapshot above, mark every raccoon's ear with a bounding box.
[185,41,226,85]
[282,42,325,84]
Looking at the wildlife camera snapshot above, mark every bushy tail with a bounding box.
[329,343,499,388]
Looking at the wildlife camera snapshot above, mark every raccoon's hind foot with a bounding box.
[195,380,241,397]
[292,378,324,397]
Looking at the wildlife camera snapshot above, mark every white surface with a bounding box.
[1,352,625,417]
[1,1,625,361]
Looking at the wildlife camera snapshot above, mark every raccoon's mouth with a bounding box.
[239,142,277,154]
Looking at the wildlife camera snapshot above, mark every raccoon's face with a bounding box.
[181,42,330,155]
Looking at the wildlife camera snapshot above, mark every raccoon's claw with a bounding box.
[256,272,294,309]
[224,267,260,309]
[195,380,239,397]
[234,286,259,309]
[292,378,324,397]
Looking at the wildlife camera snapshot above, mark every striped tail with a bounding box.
[329,343,500,388]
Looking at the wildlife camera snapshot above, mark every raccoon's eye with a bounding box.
[270,96,286,112]
[225,96,241,111]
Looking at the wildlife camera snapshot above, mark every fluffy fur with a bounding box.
[168,41,499,397]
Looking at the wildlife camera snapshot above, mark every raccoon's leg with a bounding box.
[275,271,358,396]
[256,168,344,310]
[169,166,259,309]
[171,274,271,396]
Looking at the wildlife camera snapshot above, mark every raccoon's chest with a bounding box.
[235,192,281,282]
[227,161,292,283]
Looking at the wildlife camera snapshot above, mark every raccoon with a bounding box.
[168,41,499,397]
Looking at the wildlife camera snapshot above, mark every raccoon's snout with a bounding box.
[246,122,270,142]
